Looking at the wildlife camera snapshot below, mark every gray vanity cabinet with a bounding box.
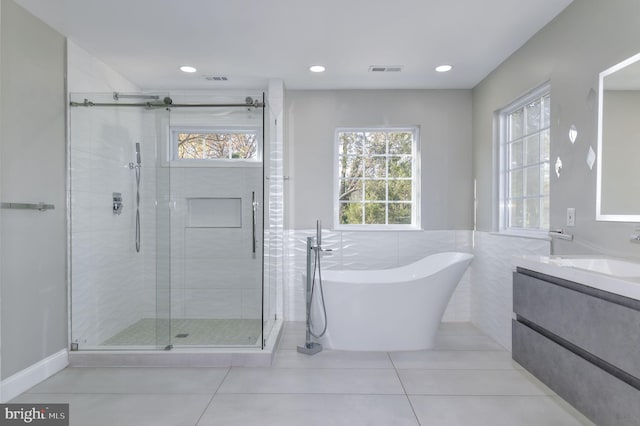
[512,268,640,426]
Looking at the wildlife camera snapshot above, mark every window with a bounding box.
[335,128,420,229]
[171,128,260,161]
[499,84,550,233]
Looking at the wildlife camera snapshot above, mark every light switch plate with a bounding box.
[566,208,576,227]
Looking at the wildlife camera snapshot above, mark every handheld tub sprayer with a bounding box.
[297,220,331,355]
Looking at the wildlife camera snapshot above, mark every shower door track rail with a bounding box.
[70,99,265,109]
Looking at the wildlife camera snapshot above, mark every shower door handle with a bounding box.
[251,191,257,255]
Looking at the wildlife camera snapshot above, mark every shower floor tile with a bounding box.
[101,318,262,346]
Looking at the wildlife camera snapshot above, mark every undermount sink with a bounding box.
[549,257,640,279]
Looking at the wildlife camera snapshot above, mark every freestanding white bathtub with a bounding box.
[311,252,473,351]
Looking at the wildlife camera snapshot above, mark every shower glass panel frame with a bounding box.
[68,92,269,350]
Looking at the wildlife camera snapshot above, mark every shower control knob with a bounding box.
[112,192,123,215]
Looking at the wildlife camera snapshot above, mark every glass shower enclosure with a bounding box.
[68,92,276,350]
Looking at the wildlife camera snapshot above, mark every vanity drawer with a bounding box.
[513,271,640,379]
[513,320,640,426]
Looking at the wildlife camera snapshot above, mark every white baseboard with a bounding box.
[1,349,69,402]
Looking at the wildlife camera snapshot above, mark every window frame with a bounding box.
[333,126,421,231]
[497,83,551,236]
[169,126,263,166]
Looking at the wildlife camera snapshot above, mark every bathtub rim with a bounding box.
[314,251,473,284]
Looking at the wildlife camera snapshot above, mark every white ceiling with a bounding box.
[14,0,573,90]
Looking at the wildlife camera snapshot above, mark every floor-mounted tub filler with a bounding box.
[312,251,473,351]
[298,220,331,355]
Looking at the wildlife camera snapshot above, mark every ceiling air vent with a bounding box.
[369,65,403,73]
[204,76,228,81]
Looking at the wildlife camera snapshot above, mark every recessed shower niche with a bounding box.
[68,91,281,353]
[187,198,242,228]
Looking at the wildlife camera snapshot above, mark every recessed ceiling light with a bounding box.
[309,65,326,73]
[180,66,197,73]
[435,64,453,73]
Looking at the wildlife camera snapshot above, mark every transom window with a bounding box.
[171,128,259,161]
[335,128,420,229]
[499,84,550,232]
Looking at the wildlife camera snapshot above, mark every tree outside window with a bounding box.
[336,128,419,228]
[173,130,258,160]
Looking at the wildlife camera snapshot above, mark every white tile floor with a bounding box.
[12,322,594,426]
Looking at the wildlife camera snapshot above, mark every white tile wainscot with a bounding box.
[470,231,549,351]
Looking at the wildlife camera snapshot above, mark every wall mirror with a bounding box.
[596,52,640,222]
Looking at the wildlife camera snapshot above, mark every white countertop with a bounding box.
[513,255,640,302]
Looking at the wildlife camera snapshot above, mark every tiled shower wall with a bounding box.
[167,167,263,320]
[284,230,473,322]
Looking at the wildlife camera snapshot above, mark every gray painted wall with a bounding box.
[0,0,4,386]
[473,0,640,258]
[285,90,473,230]
[0,0,67,378]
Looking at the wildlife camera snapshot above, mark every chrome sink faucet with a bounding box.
[549,228,573,256]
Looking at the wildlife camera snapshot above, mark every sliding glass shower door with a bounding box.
[68,93,172,349]
[68,92,266,350]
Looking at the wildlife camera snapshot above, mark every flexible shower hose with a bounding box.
[307,245,328,338]
[135,164,141,253]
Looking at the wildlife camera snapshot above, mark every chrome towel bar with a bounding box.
[0,202,54,211]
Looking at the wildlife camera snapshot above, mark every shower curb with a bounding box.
[68,320,283,368]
